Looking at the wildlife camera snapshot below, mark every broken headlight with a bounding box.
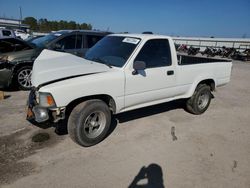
[37,92,56,108]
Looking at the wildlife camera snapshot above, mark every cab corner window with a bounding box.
[135,39,172,68]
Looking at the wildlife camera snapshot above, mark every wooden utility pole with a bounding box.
[0,91,4,100]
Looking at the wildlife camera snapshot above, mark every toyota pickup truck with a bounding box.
[27,34,232,147]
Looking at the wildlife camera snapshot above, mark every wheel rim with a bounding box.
[83,111,106,139]
[198,92,210,110]
[18,69,32,88]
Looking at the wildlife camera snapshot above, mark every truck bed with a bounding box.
[177,54,231,65]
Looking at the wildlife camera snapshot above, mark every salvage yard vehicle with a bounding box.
[0,30,110,90]
[14,29,30,40]
[0,37,34,54]
[27,34,232,147]
[0,28,16,38]
[0,40,38,90]
[231,49,250,61]
[187,46,200,56]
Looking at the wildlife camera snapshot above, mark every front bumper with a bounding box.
[0,68,13,88]
[26,89,66,124]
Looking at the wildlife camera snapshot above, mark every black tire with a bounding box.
[186,84,212,115]
[16,66,32,90]
[68,99,111,147]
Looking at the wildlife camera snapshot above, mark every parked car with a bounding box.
[25,35,46,43]
[0,30,110,90]
[0,28,16,38]
[27,34,232,147]
[0,37,34,54]
[14,29,31,40]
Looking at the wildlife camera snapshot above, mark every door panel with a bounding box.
[71,34,84,57]
[125,39,176,108]
[125,67,176,108]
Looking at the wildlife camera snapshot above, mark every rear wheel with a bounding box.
[16,66,32,90]
[68,99,111,147]
[186,84,212,115]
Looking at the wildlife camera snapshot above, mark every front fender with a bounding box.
[38,70,125,113]
[10,61,33,78]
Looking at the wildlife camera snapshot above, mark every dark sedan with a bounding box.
[0,37,34,54]
[0,30,111,90]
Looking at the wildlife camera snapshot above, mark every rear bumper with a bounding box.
[26,89,66,124]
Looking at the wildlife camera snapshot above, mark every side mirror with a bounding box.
[12,44,22,47]
[132,61,146,75]
[53,43,63,51]
[12,44,21,50]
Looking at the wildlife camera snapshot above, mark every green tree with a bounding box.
[80,23,92,30]
[25,17,93,32]
[23,17,38,31]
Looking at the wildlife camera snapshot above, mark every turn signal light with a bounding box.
[47,95,55,106]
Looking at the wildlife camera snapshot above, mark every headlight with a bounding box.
[0,55,8,63]
[37,92,56,107]
[0,56,11,69]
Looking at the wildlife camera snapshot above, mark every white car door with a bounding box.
[124,39,177,109]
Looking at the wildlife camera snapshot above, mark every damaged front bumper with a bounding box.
[26,89,66,124]
[0,61,14,88]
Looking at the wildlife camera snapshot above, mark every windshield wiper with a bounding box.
[92,58,113,68]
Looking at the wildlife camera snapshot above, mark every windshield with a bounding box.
[85,36,141,67]
[31,34,58,48]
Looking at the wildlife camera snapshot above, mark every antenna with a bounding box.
[19,6,22,29]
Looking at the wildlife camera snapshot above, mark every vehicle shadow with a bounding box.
[105,99,186,139]
[1,84,20,92]
[3,95,11,99]
[29,119,69,136]
[35,99,186,139]
[116,99,185,123]
[128,163,165,188]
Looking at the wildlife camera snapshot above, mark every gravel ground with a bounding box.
[0,61,249,188]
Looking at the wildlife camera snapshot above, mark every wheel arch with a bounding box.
[12,61,33,76]
[10,61,33,89]
[198,79,215,91]
[65,94,117,117]
[187,78,216,98]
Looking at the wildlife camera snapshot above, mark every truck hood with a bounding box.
[32,49,110,87]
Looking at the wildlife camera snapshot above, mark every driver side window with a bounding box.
[55,34,76,50]
[135,39,172,68]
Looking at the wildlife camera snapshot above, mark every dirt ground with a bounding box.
[0,61,249,188]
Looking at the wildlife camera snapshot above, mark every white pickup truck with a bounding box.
[27,34,232,147]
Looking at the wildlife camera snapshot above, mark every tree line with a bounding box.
[23,17,92,32]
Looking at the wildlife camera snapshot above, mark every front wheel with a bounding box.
[16,66,32,90]
[68,100,111,147]
[186,84,212,115]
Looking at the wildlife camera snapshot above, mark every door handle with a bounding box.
[167,70,174,75]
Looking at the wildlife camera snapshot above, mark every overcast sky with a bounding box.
[1,0,250,38]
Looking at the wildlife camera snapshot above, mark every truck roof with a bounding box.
[110,33,172,40]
